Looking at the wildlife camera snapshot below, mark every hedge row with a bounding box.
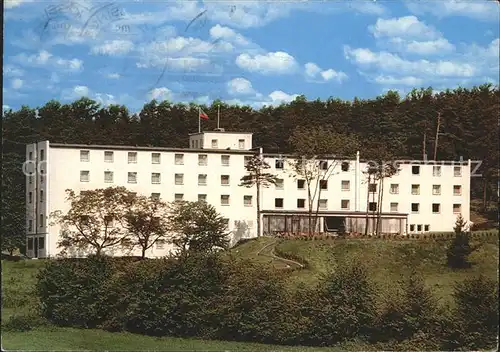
[36,254,498,350]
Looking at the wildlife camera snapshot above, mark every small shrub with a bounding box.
[447,215,478,269]
[3,313,47,332]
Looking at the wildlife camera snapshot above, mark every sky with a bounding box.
[3,0,499,112]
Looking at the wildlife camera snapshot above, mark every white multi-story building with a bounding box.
[25,130,471,258]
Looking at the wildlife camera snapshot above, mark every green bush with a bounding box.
[2,312,47,332]
[306,260,376,345]
[374,271,446,346]
[36,255,116,328]
[443,275,499,350]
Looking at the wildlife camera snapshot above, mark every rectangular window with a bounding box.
[275,159,284,169]
[198,154,207,166]
[175,154,184,165]
[80,150,90,162]
[29,152,33,160]
[174,194,184,202]
[368,183,377,192]
[156,239,165,249]
[454,166,462,177]
[410,224,415,232]
[198,174,207,186]
[211,139,218,148]
[198,194,207,202]
[175,173,183,185]
[104,151,114,162]
[320,180,328,190]
[104,171,113,183]
[390,184,399,194]
[151,153,161,164]
[29,173,33,184]
[453,204,462,213]
[195,140,199,149]
[221,195,230,206]
[297,179,305,189]
[453,185,462,196]
[40,190,43,202]
[151,193,160,200]
[417,224,422,232]
[341,180,350,191]
[297,199,305,208]
[80,170,90,182]
[319,199,328,210]
[128,172,137,184]
[28,192,32,204]
[433,165,441,176]
[151,173,161,184]
[38,237,45,249]
[390,202,398,212]
[275,198,284,208]
[28,221,33,232]
[40,149,45,161]
[275,178,284,190]
[424,225,430,232]
[411,184,420,195]
[432,185,441,195]
[244,195,252,206]
[369,202,377,211]
[221,155,230,166]
[221,175,230,186]
[341,162,349,172]
[432,203,440,213]
[320,160,328,170]
[191,140,195,148]
[238,139,245,149]
[411,203,420,213]
[39,214,44,227]
[128,152,137,163]
[412,165,420,175]
[341,199,350,210]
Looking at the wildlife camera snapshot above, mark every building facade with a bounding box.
[25,130,471,258]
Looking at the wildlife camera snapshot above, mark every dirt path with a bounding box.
[256,238,304,269]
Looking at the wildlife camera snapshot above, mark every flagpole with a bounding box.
[198,107,201,133]
[217,104,220,129]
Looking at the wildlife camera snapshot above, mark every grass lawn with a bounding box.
[2,232,498,350]
[2,327,349,351]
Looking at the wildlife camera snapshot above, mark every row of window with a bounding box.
[409,224,431,232]
[190,138,247,149]
[28,190,44,203]
[382,183,463,196]
[411,165,462,177]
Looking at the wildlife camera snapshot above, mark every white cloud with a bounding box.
[236,51,298,74]
[3,105,11,110]
[107,73,121,79]
[4,0,34,9]
[94,93,117,106]
[14,50,83,72]
[227,78,256,95]
[389,37,455,55]
[4,65,24,77]
[344,46,476,77]
[349,2,386,16]
[369,16,440,40]
[406,0,499,22]
[91,40,134,56]
[61,85,90,100]
[373,75,424,86]
[268,90,299,105]
[305,62,348,83]
[11,78,23,90]
[149,87,173,101]
[209,24,251,47]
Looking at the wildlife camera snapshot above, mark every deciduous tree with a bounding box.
[239,154,278,237]
[51,187,135,256]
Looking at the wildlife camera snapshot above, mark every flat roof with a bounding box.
[46,142,469,164]
[188,131,253,136]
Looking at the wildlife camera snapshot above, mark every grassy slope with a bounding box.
[2,234,498,350]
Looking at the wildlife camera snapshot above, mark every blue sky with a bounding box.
[3,0,499,112]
